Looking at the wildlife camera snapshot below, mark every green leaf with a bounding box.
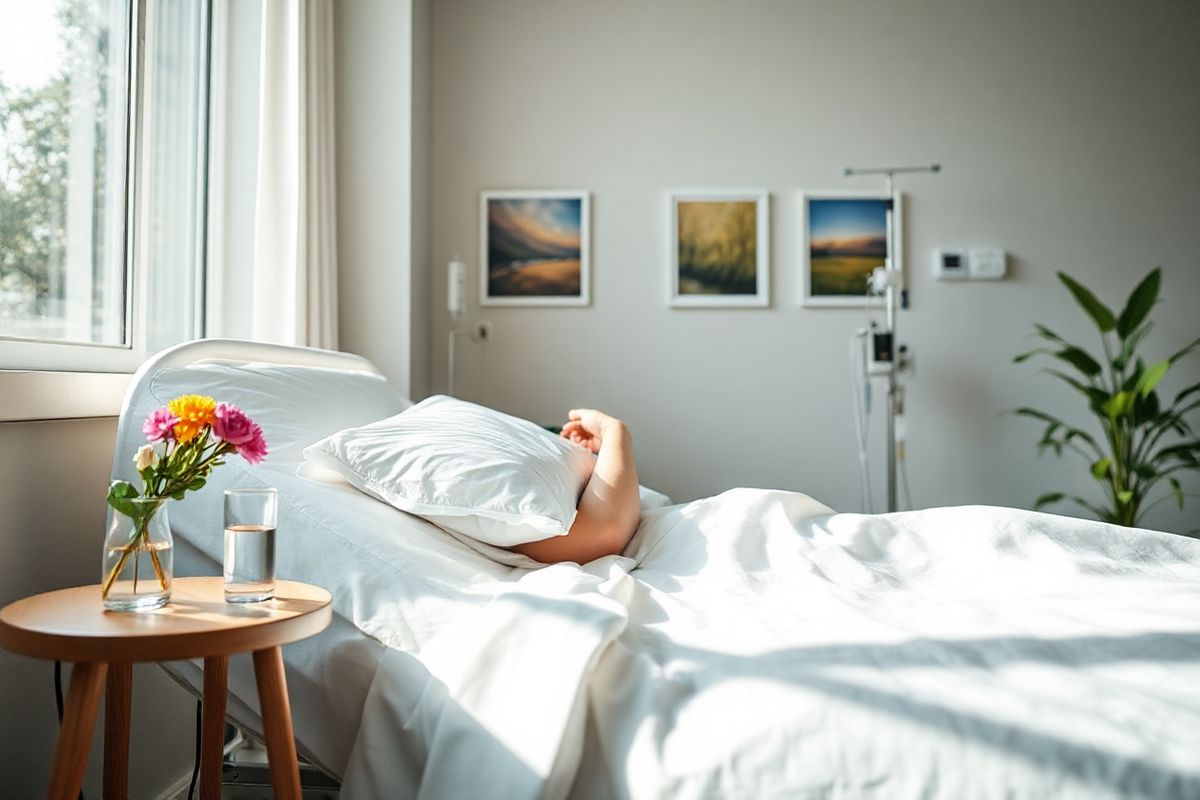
[1066,495,1113,521]
[1169,477,1184,509]
[1014,407,1065,426]
[1043,369,1092,396]
[1033,324,1067,344]
[1132,462,1156,481]
[1035,492,1064,509]
[1064,427,1103,454]
[1054,346,1103,377]
[1135,360,1170,398]
[1114,322,1153,372]
[1058,272,1116,332]
[106,480,141,519]
[1116,268,1161,339]
[1014,349,1050,364]
[1102,391,1134,419]
[1168,335,1200,365]
[1134,391,1161,426]
[1090,458,1111,479]
[1174,382,1200,407]
[1117,490,1134,505]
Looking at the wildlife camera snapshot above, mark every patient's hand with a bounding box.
[561,408,625,455]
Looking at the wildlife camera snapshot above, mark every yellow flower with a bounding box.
[168,394,217,443]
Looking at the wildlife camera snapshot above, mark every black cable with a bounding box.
[187,698,202,800]
[53,661,85,800]
[54,660,65,722]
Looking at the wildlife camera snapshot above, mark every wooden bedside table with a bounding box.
[0,577,332,800]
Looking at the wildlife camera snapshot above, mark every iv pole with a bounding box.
[842,163,940,512]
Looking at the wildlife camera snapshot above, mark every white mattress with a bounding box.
[117,356,1200,798]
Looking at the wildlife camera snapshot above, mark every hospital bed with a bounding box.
[113,340,1200,799]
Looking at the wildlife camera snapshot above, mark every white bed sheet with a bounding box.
[342,490,1200,799]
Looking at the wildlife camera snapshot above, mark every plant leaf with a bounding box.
[1169,477,1184,509]
[1066,495,1113,521]
[1034,492,1064,509]
[1014,407,1065,426]
[1175,381,1200,407]
[1116,268,1161,339]
[1102,391,1134,419]
[1168,335,1200,365]
[1117,489,1134,505]
[1033,324,1067,344]
[106,480,140,519]
[1115,322,1153,372]
[1090,458,1111,479]
[1058,272,1116,332]
[1014,348,1050,364]
[1135,360,1170,398]
[1043,369,1092,396]
[1054,346,1102,377]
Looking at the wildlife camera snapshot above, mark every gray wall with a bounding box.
[0,419,194,799]
[429,0,1200,532]
[336,0,433,398]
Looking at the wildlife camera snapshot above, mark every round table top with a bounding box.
[0,578,332,663]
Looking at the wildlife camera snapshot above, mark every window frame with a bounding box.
[0,0,210,375]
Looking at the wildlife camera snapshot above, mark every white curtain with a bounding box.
[252,0,338,349]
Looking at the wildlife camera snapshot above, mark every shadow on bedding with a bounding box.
[655,631,1200,796]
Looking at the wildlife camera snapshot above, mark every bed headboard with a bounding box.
[114,338,390,476]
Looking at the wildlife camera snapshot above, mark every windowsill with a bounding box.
[0,371,131,422]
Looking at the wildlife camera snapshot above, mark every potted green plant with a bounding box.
[1013,268,1198,531]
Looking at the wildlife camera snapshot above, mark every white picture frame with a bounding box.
[480,190,591,307]
[668,190,770,308]
[799,189,902,308]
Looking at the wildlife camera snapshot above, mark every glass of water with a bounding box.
[224,488,277,603]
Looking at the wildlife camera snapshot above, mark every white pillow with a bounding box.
[303,395,595,547]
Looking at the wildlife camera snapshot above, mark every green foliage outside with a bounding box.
[0,0,109,323]
[1013,268,1199,532]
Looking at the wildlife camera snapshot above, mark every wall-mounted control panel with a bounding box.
[933,247,1007,280]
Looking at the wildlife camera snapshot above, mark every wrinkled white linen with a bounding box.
[344,490,1200,799]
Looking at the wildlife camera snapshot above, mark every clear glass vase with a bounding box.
[101,498,173,611]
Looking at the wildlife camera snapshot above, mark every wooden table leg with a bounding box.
[103,662,132,800]
[200,655,228,800]
[252,646,301,799]
[47,661,107,800]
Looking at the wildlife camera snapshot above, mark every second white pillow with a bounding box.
[303,395,595,547]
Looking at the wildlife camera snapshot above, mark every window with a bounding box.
[0,0,209,372]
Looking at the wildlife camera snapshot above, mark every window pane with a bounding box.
[0,0,131,345]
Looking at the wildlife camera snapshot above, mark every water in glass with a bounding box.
[224,524,276,602]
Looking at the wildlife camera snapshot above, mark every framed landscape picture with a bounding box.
[669,190,769,308]
[480,190,590,306]
[800,191,902,307]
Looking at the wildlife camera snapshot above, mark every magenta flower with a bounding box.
[235,425,269,465]
[212,402,256,445]
[143,407,180,442]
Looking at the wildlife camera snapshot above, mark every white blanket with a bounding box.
[342,489,1200,799]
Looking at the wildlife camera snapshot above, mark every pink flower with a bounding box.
[143,408,180,442]
[212,403,256,445]
[235,425,269,465]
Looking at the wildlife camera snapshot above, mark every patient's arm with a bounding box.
[513,409,641,564]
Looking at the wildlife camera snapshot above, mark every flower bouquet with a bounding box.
[102,394,268,610]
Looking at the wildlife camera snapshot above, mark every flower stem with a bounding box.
[101,512,169,600]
